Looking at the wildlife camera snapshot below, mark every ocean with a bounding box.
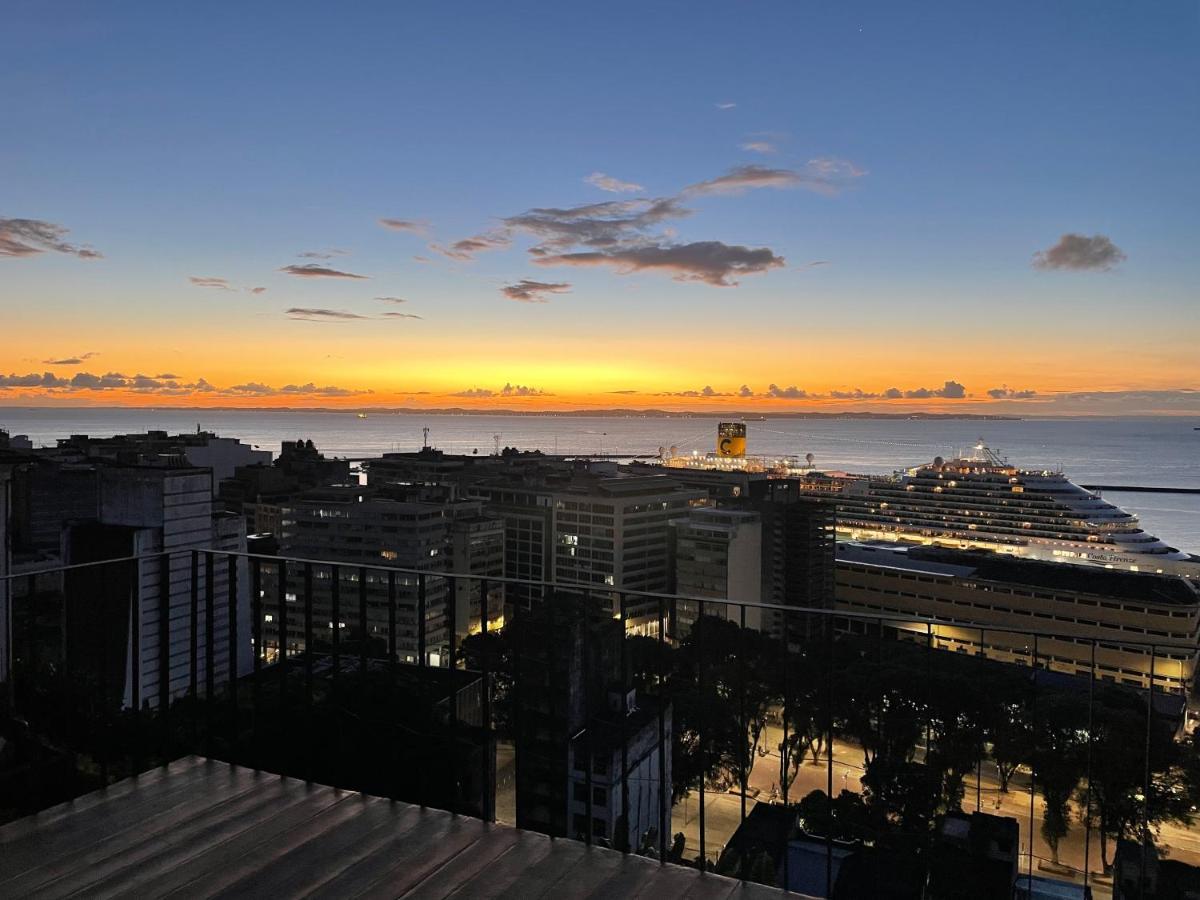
[2,408,1197,554]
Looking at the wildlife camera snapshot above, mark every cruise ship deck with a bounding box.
[0,756,785,899]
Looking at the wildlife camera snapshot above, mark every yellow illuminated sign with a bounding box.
[716,422,746,457]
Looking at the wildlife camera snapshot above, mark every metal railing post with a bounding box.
[1029,634,1038,882]
[158,552,171,755]
[417,572,426,667]
[738,601,748,860]
[330,563,340,680]
[251,557,262,756]
[304,561,314,782]
[358,566,368,675]
[387,570,397,677]
[656,593,667,863]
[227,554,239,746]
[128,556,141,774]
[205,552,215,757]
[1141,646,1157,896]
[277,559,288,720]
[480,577,492,821]
[825,612,834,899]
[697,599,706,869]
[619,591,629,853]
[1084,638,1096,887]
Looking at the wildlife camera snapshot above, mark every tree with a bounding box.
[987,698,1034,794]
[1078,687,1195,872]
[1031,692,1088,865]
[924,656,988,811]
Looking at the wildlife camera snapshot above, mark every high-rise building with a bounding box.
[1,454,249,707]
[551,473,706,631]
[672,507,763,635]
[742,479,837,641]
[274,485,503,663]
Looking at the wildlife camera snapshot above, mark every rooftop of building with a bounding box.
[0,757,781,899]
[837,541,1199,606]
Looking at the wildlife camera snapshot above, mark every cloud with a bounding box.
[739,141,776,154]
[501,382,546,396]
[987,386,1038,400]
[584,172,644,193]
[1033,233,1126,272]
[608,389,639,395]
[827,388,877,400]
[297,249,349,260]
[278,264,368,279]
[248,286,267,294]
[43,351,98,365]
[380,311,423,320]
[376,296,407,303]
[0,372,70,388]
[684,159,865,196]
[738,384,754,398]
[0,217,102,259]
[189,276,232,290]
[715,101,737,110]
[505,197,688,254]
[766,384,809,399]
[285,307,369,321]
[660,385,732,398]
[379,218,430,235]
[1042,389,1200,411]
[535,240,784,287]
[903,380,967,399]
[0,370,371,398]
[278,383,366,397]
[433,232,512,261]
[451,382,550,399]
[501,279,572,303]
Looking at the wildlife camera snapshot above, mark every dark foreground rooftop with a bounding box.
[0,756,784,899]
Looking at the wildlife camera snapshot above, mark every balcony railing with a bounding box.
[3,548,1198,896]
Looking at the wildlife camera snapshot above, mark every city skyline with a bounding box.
[3,2,1198,414]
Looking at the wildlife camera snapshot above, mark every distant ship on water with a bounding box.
[658,426,1200,579]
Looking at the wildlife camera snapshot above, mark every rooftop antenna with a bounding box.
[422,426,431,450]
[493,433,502,456]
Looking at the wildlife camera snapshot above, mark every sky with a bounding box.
[2,1,1198,414]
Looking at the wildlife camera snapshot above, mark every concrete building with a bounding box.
[836,542,1200,695]
[552,473,705,631]
[1,453,250,708]
[275,485,503,663]
[71,464,249,708]
[672,507,763,635]
[450,513,506,641]
[742,480,837,642]
[54,430,271,496]
[567,688,672,850]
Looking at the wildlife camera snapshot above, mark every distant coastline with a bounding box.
[0,406,1022,421]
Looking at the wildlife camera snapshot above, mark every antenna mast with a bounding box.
[422,426,431,449]
[493,433,502,456]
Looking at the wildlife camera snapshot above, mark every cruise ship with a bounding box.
[659,431,1200,579]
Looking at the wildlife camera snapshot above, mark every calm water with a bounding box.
[3,409,1197,553]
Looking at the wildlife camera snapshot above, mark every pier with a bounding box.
[1082,484,1200,495]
